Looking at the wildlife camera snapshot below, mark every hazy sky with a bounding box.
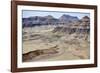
[22,10,90,19]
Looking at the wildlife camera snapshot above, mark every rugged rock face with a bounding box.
[52,16,90,40]
[53,16,90,32]
[22,15,90,40]
[80,16,90,28]
[22,14,80,27]
[53,27,89,34]
[22,45,63,61]
[59,14,79,23]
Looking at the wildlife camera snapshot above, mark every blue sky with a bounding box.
[22,10,90,19]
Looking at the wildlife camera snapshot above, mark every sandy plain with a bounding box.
[22,26,90,62]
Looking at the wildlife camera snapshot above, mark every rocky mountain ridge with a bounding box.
[22,14,90,39]
[22,14,83,27]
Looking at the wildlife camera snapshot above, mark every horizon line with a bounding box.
[22,10,90,19]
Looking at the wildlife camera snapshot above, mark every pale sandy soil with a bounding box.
[22,27,90,62]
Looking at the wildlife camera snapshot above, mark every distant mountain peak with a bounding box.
[59,14,79,22]
[60,14,70,19]
[82,16,90,19]
[45,15,54,19]
[81,16,90,22]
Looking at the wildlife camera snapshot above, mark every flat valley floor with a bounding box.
[22,26,90,62]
